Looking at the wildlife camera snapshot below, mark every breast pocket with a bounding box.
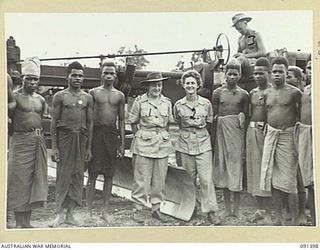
[159,105,169,117]
[161,131,170,141]
[136,130,153,140]
[180,131,190,139]
[141,107,150,117]
[197,129,209,138]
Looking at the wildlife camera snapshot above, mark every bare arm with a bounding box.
[212,89,220,119]
[7,74,16,116]
[237,37,242,53]
[40,95,46,118]
[242,91,250,128]
[295,89,302,122]
[50,93,62,161]
[243,92,250,119]
[206,101,214,133]
[118,93,126,155]
[86,95,94,161]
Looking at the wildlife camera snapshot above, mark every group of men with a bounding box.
[228,13,315,226]
[7,58,125,228]
[212,55,314,226]
[7,13,315,228]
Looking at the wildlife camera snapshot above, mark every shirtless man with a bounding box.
[294,58,315,225]
[260,57,302,226]
[50,61,93,227]
[246,57,272,224]
[7,73,16,136]
[286,65,307,224]
[7,73,16,111]
[232,13,266,79]
[305,57,311,86]
[7,57,48,228]
[212,58,249,218]
[86,60,125,222]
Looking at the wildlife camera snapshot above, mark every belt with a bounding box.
[249,121,266,128]
[181,127,206,133]
[14,128,43,136]
[139,127,167,133]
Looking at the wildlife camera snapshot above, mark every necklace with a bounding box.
[68,90,83,105]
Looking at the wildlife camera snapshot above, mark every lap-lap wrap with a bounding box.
[246,124,271,197]
[294,122,313,187]
[7,132,48,211]
[213,114,244,192]
[260,124,298,194]
[55,126,87,211]
[87,124,119,177]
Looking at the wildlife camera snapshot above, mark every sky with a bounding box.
[5,11,312,71]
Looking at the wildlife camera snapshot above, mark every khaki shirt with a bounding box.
[173,96,213,155]
[129,93,174,158]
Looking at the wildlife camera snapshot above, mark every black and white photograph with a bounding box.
[5,10,316,232]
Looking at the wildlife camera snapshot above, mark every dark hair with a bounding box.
[181,69,202,87]
[255,57,271,70]
[226,58,241,74]
[288,66,303,80]
[67,61,83,75]
[271,57,289,69]
[101,60,117,71]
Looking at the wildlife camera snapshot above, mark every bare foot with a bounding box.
[101,212,110,223]
[263,215,273,225]
[22,223,34,228]
[247,210,264,223]
[66,213,80,226]
[295,214,307,226]
[49,214,65,228]
[231,210,240,218]
[85,212,93,223]
[273,220,284,226]
[223,209,233,218]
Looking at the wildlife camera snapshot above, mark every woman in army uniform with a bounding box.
[128,72,174,222]
[173,70,221,225]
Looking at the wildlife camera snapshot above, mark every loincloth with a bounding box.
[87,124,119,177]
[246,125,271,197]
[213,114,244,192]
[55,126,87,210]
[7,132,48,211]
[294,122,313,187]
[260,124,298,194]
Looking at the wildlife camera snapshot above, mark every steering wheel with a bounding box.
[214,33,230,65]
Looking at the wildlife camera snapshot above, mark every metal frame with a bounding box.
[18,33,231,64]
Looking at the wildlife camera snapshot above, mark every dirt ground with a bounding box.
[6,176,314,229]
[6,125,314,229]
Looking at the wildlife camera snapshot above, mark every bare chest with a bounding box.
[301,90,311,106]
[266,90,294,108]
[251,91,265,106]
[219,91,244,106]
[62,94,88,110]
[16,95,43,113]
[94,91,120,107]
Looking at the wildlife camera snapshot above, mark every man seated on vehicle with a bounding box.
[232,13,267,80]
